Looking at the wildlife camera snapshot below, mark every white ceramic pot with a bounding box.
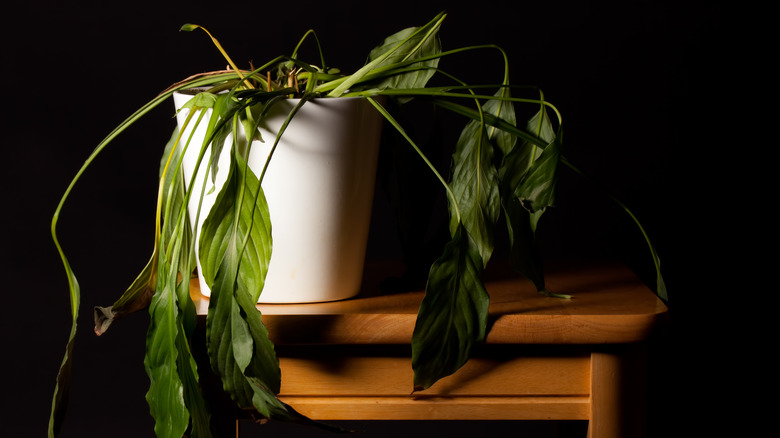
[173,91,383,303]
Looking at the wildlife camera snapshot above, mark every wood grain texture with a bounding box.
[279,396,591,420]
[190,260,667,430]
[191,259,668,345]
[277,351,590,397]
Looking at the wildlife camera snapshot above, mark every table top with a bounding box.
[192,259,668,345]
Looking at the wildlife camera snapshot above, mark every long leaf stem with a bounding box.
[561,156,667,301]
[181,24,254,89]
[315,43,506,94]
[327,12,447,96]
[365,96,462,223]
[290,29,327,71]
[431,98,561,148]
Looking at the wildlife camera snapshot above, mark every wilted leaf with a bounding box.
[144,280,189,438]
[364,21,441,95]
[198,146,272,303]
[499,106,561,294]
[411,224,489,391]
[94,127,195,336]
[92,246,158,336]
[200,148,280,409]
[328,12,445,96]
[448,115,500,266]
[448,91,516,266]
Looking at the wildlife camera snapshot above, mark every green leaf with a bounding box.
[144,279,189,438]
[208,266,265,409]
[93,255,156,335]
[503,197,550,294]
[362,20,441,95]
[431,97,553,150]
[94,126,195,335]
[448,116,500,266]
[499,106,562,295]
[411,224,489,391]
[199,142,343,431]
[482,88,518,158]
[328,12,446,96]
[198,141,272,303]
[174,314,212,438]
[205,95,233,192]
[166,204,211,438]
[146,122,213,437]
[48,274,78,438]
[49,69,271,437]
[448,93,515,266]
[500,107,559,212]
[159,127,196,306]
[200,146,280,408]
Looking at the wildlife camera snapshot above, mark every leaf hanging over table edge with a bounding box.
[411,224,490,392]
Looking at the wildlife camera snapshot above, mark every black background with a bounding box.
[2,1,764,437]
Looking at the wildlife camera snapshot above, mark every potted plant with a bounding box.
[49,12,667,438]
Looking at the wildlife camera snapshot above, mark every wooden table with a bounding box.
[192,260,668,438]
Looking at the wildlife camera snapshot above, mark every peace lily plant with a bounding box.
[49,12,667,438]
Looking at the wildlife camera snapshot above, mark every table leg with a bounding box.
[588,344,647,438]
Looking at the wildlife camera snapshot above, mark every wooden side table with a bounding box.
[193,260,668,438]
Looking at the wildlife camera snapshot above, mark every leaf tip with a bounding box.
[179,23,200,32]
[93,306,116,336]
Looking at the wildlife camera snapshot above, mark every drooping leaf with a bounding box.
[362,20,441,95]
[48,271,78,438]
[159,128,196,315]
[144,279,189,438]
[503,197,550,294]
[197,116,344,430]
[235,277,327,428]
[500,107,559,213]
[432,98,548,150]
[411,224,489,391]
[447,116,500,266]
[93,126,194,335]
[499,106,562,295]
[93,255,156,335]
[200,145,279,409]
[198,144,272,303]
[174,315,212,438]
[139,117,214,437]
[484,92,517,160]
[145,195,214,438]
[327,12,446,96]
[208,261,262,408]
[447,92,515,266]
[47,87,185,437]
[163,131,212,438]
[204,94,232,192]
[48,70,273,437]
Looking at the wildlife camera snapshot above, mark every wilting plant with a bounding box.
[49,12,666,438]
